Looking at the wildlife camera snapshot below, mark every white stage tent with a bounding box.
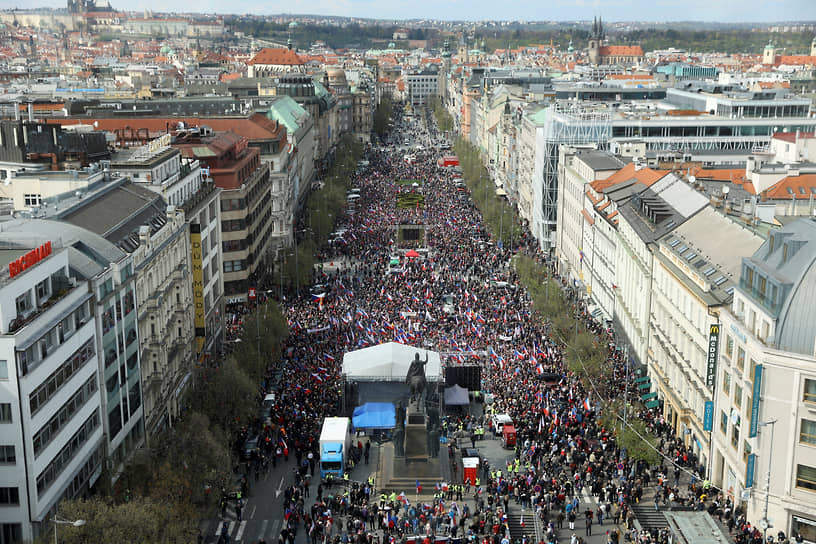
[341,342,443,382]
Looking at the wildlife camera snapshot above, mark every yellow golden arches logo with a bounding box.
[710,325,720,334]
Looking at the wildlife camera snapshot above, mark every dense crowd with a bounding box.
[217,106,798,544]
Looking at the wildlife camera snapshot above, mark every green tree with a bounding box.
[47,494,197,544]
[373,96,393,139]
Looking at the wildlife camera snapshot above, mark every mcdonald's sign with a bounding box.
[706,324,720,390]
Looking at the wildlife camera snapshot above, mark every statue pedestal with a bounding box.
[376,441,440,497]
[404,408,428,461]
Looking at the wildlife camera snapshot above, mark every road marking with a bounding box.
[270,520,280,539]
[258,520,269,540]
[275,476,286,497]
[215,522,224,535]
[236,520,247,540]
[250,505,257,519]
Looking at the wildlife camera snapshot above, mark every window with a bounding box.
[734,385,743,408]
[802,420,816,446]
[0,361,6,381]
[15,291,32,315]
[0,404,10,423]
[23,194,41,207]
[725,335,734,360]
[796,465,816,492]
[743,440,752,462]
[736,347,745,372]
[805,379,816,403]
[731,414,741,449]
[720,410,728,434]
[722,371,731,395]
[0,487,19,505]
[0,446,14,464]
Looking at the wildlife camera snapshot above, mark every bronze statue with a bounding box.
[406,351,428,406]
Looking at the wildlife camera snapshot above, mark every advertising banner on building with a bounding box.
[190,224,206,354]
[703,400,714,431]
[745,453,756,488]
[706,324,721,390]
[749,364,763,438]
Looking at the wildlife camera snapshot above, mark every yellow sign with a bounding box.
[148,133,171,153]
[190,224,206,354]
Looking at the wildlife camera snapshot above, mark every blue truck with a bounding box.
[319,417,352,481]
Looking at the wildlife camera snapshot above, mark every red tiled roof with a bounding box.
[591,163,666,191]
[776,55,816,66]
[247,48,304,66]
[47,116,286,143]
[772,131,816,143]
[599,45,644,57]
[764,174,816,199]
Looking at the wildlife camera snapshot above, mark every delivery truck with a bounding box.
[319,417,352,481]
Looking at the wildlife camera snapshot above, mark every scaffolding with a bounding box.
[540,103,612,248]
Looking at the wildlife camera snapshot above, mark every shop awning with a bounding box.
[645,399,661,409]
[638,381,652,390]
[640,392,658,401]
[635,376,650,384]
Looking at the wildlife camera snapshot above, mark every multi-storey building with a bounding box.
[174,132,272,303]
[405,69,439,107]
[109,136,224,362]
[648,206,762,470]
[712,219,816,540]
[0,234,101,543]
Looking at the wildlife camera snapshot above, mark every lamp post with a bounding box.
[759,419,777,543]
[53,516,85,544]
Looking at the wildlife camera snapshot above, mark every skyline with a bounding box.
[2,0,816,23]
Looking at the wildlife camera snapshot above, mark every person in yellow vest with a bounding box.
[389,491,397,504]
[343,472,349,481]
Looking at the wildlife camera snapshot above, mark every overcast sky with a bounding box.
[9,0,816,22]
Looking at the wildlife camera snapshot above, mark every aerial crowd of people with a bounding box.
[220,105,798,544]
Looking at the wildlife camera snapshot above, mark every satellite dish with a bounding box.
[688,175,696,184]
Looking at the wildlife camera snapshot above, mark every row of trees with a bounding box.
[52,298,289,542]
[449,134,659,464]
[453,138,522,249]
[277,134,365,293]
[47,138,366,542]
[374,97,394,140]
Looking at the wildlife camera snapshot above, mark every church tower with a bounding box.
[439,39,451,104]
[587,16,603,65]
[763,40,777,65]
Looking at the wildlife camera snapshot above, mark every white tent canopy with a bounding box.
[342,342,443,382]
[444,384,470,406]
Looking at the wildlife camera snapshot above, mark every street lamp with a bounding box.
[53,516,85,544]
[759,419,778,543]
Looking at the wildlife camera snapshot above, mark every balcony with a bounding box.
[8,283,77,334]
[180,181,218,216]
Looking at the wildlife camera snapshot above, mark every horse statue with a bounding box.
[406,351,428,406]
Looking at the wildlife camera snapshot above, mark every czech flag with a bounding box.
[583,397,592,411]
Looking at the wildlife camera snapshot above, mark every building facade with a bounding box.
[711,219,816,541]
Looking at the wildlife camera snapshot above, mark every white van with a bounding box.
[491,413,513,436]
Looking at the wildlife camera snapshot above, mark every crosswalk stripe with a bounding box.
[235,520,247,540]
[215,522,224,536]
[259,520,269,540]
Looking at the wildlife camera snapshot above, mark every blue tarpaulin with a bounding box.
[352,403,396,429]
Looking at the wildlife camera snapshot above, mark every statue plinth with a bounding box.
[404,406,429,461]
